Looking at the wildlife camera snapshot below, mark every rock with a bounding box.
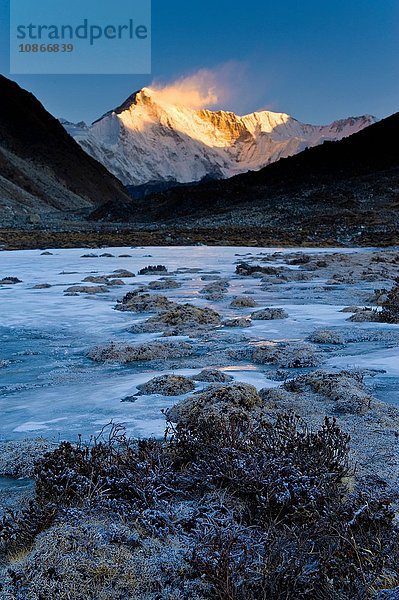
[40,251,53,255]
[99,253,114,258]
[115,292,176,313]
[137,375,195,396]
[308,329,344,344]
[28,213,40,225]
[87,341,193,363]
[278,271,313,282]
[0,277,22,284]
[192,369,234,383]
[120,395,137,403]
[230,296,258,308]
[224,317,252,328]
[251,308,288,320]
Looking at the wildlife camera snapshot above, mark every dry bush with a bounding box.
[380,278,399,323]
[167,413,350,525]
[1,413,398,600]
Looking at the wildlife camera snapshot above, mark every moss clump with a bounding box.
[138,265,167,275]
[230,295,258,308]
[223,317,252,328]
[348,308,381,322]
[235,262,281,276]
[0,277,22,284]
[137,375,195,396]
[166,383,263,429]
[154,304,221,327]
[252,342,321,368]
[200,279,229,300]
[87,341,192,363]
[110,269,135,278]
[251,307,288,320]
[346,281,399,324]
[65,285,109,294]
[131,304,222,336]
[191,369,233,383]
[308,329,344,344]
[147,279,181,290]
[0,439,55,478]
[285,370,373,415]
[115,292,176,313]
[258,386,294,406]
[32,283,52,289]
[82,275,109,284]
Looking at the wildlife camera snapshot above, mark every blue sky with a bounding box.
[1,0,398,124]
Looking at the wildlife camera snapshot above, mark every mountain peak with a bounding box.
[64,91,377,187]
[93,87,156,123]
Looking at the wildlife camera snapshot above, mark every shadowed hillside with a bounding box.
[0,76,132,225]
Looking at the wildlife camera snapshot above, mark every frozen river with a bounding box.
[1,245,398,441]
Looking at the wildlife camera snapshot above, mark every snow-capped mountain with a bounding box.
[61,88,376,186]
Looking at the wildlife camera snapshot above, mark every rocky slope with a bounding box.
[0,76,132,226]
[62,87,375,186]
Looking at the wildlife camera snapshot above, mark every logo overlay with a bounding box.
[10,0,151,74]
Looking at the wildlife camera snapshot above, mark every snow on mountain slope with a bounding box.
[61,88,376,186]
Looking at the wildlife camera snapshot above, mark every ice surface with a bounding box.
[1,245,398,441]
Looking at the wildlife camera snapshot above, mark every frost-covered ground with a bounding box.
[1,245,398,442]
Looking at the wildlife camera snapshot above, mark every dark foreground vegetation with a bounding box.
[1,411,398,599]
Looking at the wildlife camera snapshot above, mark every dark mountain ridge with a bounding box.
[0,75,132,225]
[88,112,398,245]
[135,111,399,220]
